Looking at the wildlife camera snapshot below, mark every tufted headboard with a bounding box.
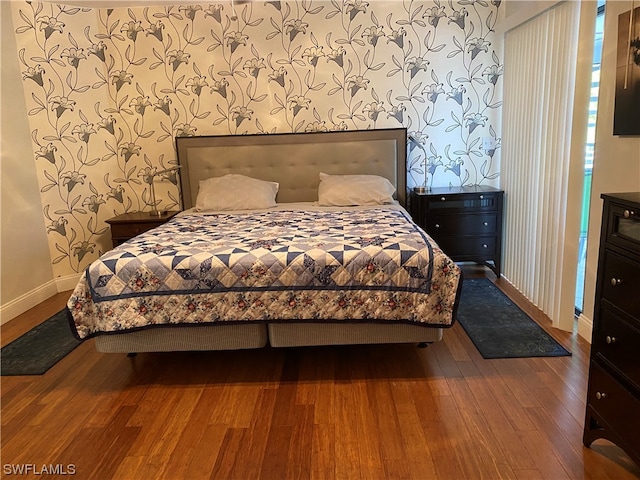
[175,128,407,209]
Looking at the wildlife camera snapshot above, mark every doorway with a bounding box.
[576,1,605,314]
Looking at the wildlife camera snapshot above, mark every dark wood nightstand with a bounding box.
[409,186,504,277]
[105,211,179,247]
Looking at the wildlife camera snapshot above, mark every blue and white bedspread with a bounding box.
[68,207,461,339]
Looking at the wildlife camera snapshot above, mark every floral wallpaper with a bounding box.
[12,0,503,277]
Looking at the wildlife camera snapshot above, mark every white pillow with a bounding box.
[195,174,279,211]
[317,172,396,206]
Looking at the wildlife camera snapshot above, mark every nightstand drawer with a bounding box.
[594,308,640,389]
[587,362,640,448]
[105,211,179,247]
[601,251,640,319]
[434,235,497,256]
[110,222,160,239]
[424,214,498,236]
[427,193,501,213]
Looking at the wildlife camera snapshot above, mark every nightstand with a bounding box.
[105,211,179,247]
[409,186,504,277]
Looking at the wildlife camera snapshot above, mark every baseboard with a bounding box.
[0,274,80,325]
[1,280,58,324]
[55,273,81,292]
[577,313,593,344]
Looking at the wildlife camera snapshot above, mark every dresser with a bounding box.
[409,186,504,277]
[105,211,179,247]
[583,192,640,467]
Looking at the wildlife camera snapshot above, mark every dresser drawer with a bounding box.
[601,251,640,319]
[587,362,640,449]
[433,235,497,256]
[605,202,640,253]
[594,308,640,389]
[423,214,498,236]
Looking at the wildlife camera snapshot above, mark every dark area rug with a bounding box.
[456,278,571,359]
[1,310,81,376]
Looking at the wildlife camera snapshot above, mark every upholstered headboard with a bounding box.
[175,128,407,209]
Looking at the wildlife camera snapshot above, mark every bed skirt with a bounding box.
[94,324,268,352]
[268,323,443,347]
[93,322,442,352]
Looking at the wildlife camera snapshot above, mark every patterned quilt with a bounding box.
[68,207,461,339]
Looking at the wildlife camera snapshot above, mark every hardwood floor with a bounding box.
[2,265,639,479]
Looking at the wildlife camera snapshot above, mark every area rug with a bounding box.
[456,279,571,359]
[1,310,81,376]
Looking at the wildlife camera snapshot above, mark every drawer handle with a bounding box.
[595,392,607,400]
[479,195,484,200]
[440,196,446,202]
[434,224,440,229]
[483,222,489,226]
[610,277,623,286]
[605,336,616,344]
[482,244,488,248]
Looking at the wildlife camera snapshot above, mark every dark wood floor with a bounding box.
[2,265,639,479]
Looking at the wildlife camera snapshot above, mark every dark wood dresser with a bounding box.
[583,192,640,467]
[409,186,504,277]
[105,211,179,247]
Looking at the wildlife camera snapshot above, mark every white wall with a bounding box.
[579,0,640,341]
[1,1,56,323]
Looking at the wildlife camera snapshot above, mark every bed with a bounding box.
[66,128,462,353]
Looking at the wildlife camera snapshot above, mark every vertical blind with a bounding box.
[502,1,589,330]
